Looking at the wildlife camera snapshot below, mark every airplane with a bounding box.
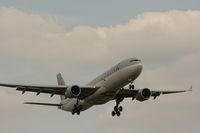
[0,58,192,117]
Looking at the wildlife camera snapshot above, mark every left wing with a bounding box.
[151,86,192,99]
[114,86,192,100]
[0,83,99,99]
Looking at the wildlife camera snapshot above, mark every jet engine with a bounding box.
[136,88,151,102]
[65,85,81,98]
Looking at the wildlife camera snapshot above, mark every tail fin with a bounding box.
[57,73,66,101]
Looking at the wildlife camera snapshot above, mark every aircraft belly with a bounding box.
[61,99,92,112]
[91,96,112,105]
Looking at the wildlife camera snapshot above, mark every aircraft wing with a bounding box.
[114,86,192,100]
[0,83,99,99]
[24,102,61,107]
[151,87,192,98]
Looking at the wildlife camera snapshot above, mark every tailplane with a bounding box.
[57,73,66,101]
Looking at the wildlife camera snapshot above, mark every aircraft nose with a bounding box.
[136,63,143,74]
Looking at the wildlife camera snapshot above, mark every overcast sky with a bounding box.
[0,1,199,133]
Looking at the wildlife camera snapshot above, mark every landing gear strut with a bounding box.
[72,99,82,115]
[112,97,124,117]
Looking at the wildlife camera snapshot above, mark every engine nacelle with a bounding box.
[65,85,81,98]
[136,88,151,102]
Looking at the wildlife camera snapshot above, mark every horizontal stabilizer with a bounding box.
[24,102,61,107]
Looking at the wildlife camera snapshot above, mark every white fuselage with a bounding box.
[60,58,143,112]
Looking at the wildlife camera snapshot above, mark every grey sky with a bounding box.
[1,0,200,28]
[0,1,199,133]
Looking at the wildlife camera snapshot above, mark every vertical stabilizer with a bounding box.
[57,73,66,101]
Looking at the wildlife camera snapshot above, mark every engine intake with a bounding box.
[136,88,151,102]
[65,85,81,98]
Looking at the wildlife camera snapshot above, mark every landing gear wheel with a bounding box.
[116,111,120,117]
[129,84,135,90]
[112,111,115,116]
[114,106,118,112]
[72,110,75,115]
[77,111,80,115]
[79,105,82,111]
[131,85,134,89]
[119,106,123,112]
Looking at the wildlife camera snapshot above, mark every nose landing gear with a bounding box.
[129,82,135,90]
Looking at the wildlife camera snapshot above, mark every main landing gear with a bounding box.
[72,99,82,115]
[112,82,134,117]
[112,97,124,117]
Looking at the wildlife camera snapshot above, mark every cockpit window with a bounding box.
[129,59,140,62]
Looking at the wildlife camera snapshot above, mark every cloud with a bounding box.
[0,8,199,68]
[0,7,199,133]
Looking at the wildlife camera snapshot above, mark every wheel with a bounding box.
[116,111,120,117]
[77,111,80,115]
[79,105,83,110]
[114,106,118,111]
[72,110,75,115]
[129,84,134,89]
[112,111,115,116]
[131,85,135,89]
[129,85,132,89]
[119,106,123,112]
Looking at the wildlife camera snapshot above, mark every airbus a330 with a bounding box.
[0,58,192,117]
